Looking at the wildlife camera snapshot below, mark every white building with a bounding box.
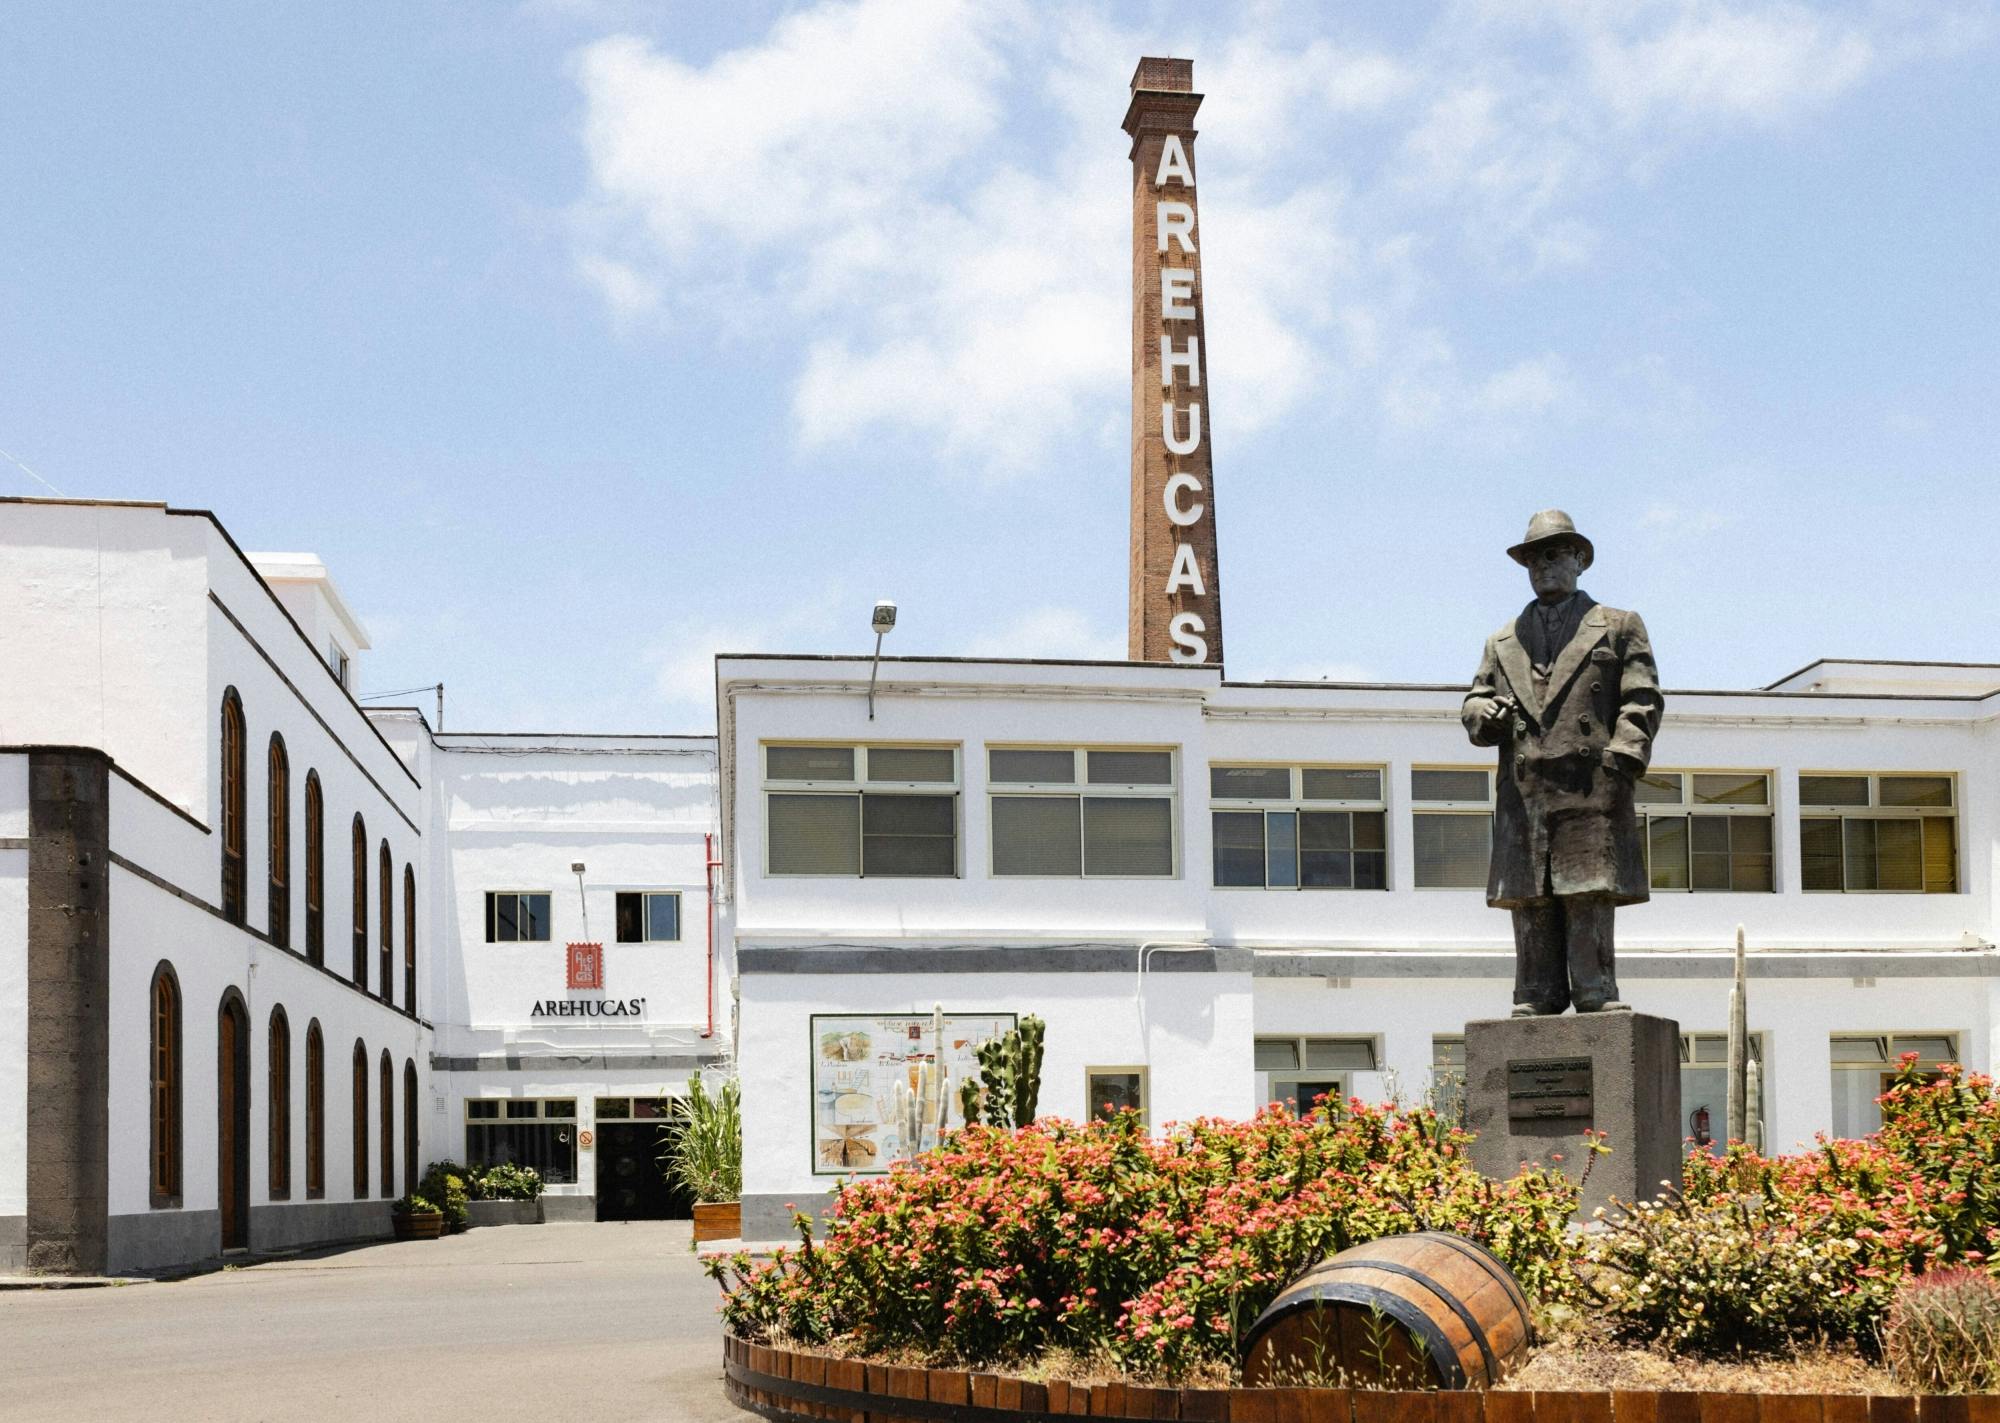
[720,653,1999,1239]
[1,498,726,1274]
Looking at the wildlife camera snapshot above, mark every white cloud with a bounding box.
[963,605,1125,661]
[649,592,845,718]
[1584,6,1875,127]
[1641,502,1735,534]
[1476,354,1578,418]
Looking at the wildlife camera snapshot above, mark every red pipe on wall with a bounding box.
[702,830,722,1039]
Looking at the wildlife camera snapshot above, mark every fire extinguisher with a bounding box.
[1690,1104,1712,1146]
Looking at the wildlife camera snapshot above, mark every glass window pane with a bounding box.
[1300,812,1350,851]
[1648,816,1690,890]
[1087,1071,1144,1120]
[1253,1038,1299,1071]
[1304,1038,1376,1071]
[1730,817,1773,853]
[494,893,519,942]
[1844,819,1879,890]
[1879,775,1952,809]
[1800,775,1868,807]
[1892,1036,1956,1064]
[1874,818,1922,892]
[1831,1036,1889,1064]
[595,1098,631,1119]
[1210,765,1292,800]
[866,747,955,783]
[767,745,855,782]
[1922,816,1957,894]
[505,1100,539,1119]
[1298,811,1349,888]
[861,794,956,877]
[1273,1079,1343,1114]
[992,796,1082,876]
[1413,814,1491,887]
[1829,1068,1883,1139]
[768,794,861,875]
[1634,773,1683,804]
[1411,769,1490,804]
[524,895,551,941]
[1301,768,1381,802]
[1082,797,1174,876]
[466,1100,499,1119]
[1087,750,1173,786]
[1265,812,1298,889]
[989,749,1075,784]
[1352,812,1386,852]
[615,892,642,944]
[1693,773,1769,805]
[1353,850,1388,889]
[1432,1037,1466,1068]
[1211,811,1265,887]
[544,1100,576,1119]
[646,894,680,942]
[1800,819,1843,890]
[1689,816,1730,853]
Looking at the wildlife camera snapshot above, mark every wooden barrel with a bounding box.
[1240,1232,1533,1390]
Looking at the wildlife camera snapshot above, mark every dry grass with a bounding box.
[1501,1318,1902,1395]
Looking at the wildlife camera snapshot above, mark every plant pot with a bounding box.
[393,1210,445,1240]
[691,1200,741,1244]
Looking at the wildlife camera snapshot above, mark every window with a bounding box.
[304,1021,324,1199]
[303,772,324,965]
[1085,1067,1148,1126]
[149,963,181,1207]
[1679,1032,1768,1155]
[615,892,682,943]
[351,815,368,987]
[403,1061,418,1199]
[1211,765,1386,889]
[267,735,290,947]
[485,892,552,943]
[352,1039,369,1198]
[1830,1033,1958,1139]
[220,691,246,924]
[268,1008,291,1200]
[1801,774,1958,893]
[1635,772,1775,892]
[379,1050,394,1199]
[764,744,959,877]
[403,866,416,1012]
[464,1098,578,1185]
[378,842,393,1004]
[988,746,1176,877]
[1256,1035,1376,1115]
[1431,1036,1467,1128]
[1411,768,1492,889]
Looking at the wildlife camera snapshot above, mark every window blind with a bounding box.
[1082,796,1173,876]
[768,793,860,875]
[992,796,1082,876]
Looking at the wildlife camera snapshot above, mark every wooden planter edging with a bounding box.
[722,1335,2000,1423]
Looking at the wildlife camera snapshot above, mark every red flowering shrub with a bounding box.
[705,1101,1579,1377]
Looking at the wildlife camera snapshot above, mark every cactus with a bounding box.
[974,1014,1047,1129]
[959,1076,983,1126]
[1727,925,1749,1147]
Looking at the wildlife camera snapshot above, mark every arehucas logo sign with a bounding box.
[531,998,646,1018]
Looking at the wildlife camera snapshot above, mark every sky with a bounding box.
[2,1,1996,732]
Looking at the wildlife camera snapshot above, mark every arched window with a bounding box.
[351,1039,369,1198]
[305,1021,325,1198]
[220,691,246,924]
[403,865,417,1013]
[268,1007,291,1200]
[351,816,368,988]
[402,1059,419,1199]
[149,962,181,1207]
[267,735,290,948]
[378,841,393,1006]
[379,1050,394,1199]
[303,772,324,965]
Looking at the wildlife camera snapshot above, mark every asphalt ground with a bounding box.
[0,1221,748,1422]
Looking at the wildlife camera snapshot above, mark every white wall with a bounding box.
[0,753,28,1219]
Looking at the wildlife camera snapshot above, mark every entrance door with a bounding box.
[217,996,251,1251]
[594,1122,689,1221]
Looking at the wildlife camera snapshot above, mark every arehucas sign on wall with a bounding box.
[531,997,647,1018]
[1124,57,1224,666]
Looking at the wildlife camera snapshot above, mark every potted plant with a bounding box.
[390,1192,444,1240]
[666,1073,742,1244]
[418,1161,472,1233]
[467,1163,544,1228]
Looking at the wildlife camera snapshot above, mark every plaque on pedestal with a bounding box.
[1466,1011,1681,1220]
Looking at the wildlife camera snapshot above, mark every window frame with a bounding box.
[614,890,684,944]
[267,734,290,947]
[484,890,555,943]
[378,842,393,1005]
[1409,765,1495,891]
[1084,1065,1150,1127]
[1207,762,1388,891]
[761,742,963,879]
[1634,769,1777,894]
[303,771,324,965]
[268,1006,291,1201]
[351,1039,369,1199]
[1829,1031,1960,1138]
[351,815,368,987]
[220,690,246,925]
[149,961,182,1208]
[1678,1030,1769,1156]
[304,1020,325,1199]
[379,1049,395,1199]
[1255,1034,1378,1115]
[985,744,1180,880]
[1799,772,1959,895]
[403,865,417,1011]
[462,1097,581,1186]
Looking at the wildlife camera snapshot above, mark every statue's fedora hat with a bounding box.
[1507,508,1594,570]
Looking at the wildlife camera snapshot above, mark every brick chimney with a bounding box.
[1123,57,1223,666]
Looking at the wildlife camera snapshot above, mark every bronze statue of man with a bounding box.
[1462,510,1664,1016]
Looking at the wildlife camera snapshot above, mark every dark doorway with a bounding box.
[594,1122,690,1221]
[217,993,251,1251]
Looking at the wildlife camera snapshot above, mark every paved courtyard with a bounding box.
[0,1222,748,1422]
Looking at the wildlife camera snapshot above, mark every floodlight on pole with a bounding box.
[867,600,896,721]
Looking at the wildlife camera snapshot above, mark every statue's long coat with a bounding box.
[1462,596,1664,908]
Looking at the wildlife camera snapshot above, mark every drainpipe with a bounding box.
[702,832,722,1039]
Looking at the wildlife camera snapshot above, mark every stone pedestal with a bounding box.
[1466,1011,1681,1221]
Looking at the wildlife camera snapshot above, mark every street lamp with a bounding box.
[867,600,896,721]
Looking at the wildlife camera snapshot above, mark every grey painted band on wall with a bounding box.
[738,945,1254,975]
[430,1052,724,1072]
[1250,951,2000,980]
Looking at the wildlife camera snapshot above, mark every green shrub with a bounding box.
[419,1160,472,1230]
[1884,1268,2000,1393]
[390,1193,438,1217]
[478,1163,543,1201]
[666,1073,741,1204]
